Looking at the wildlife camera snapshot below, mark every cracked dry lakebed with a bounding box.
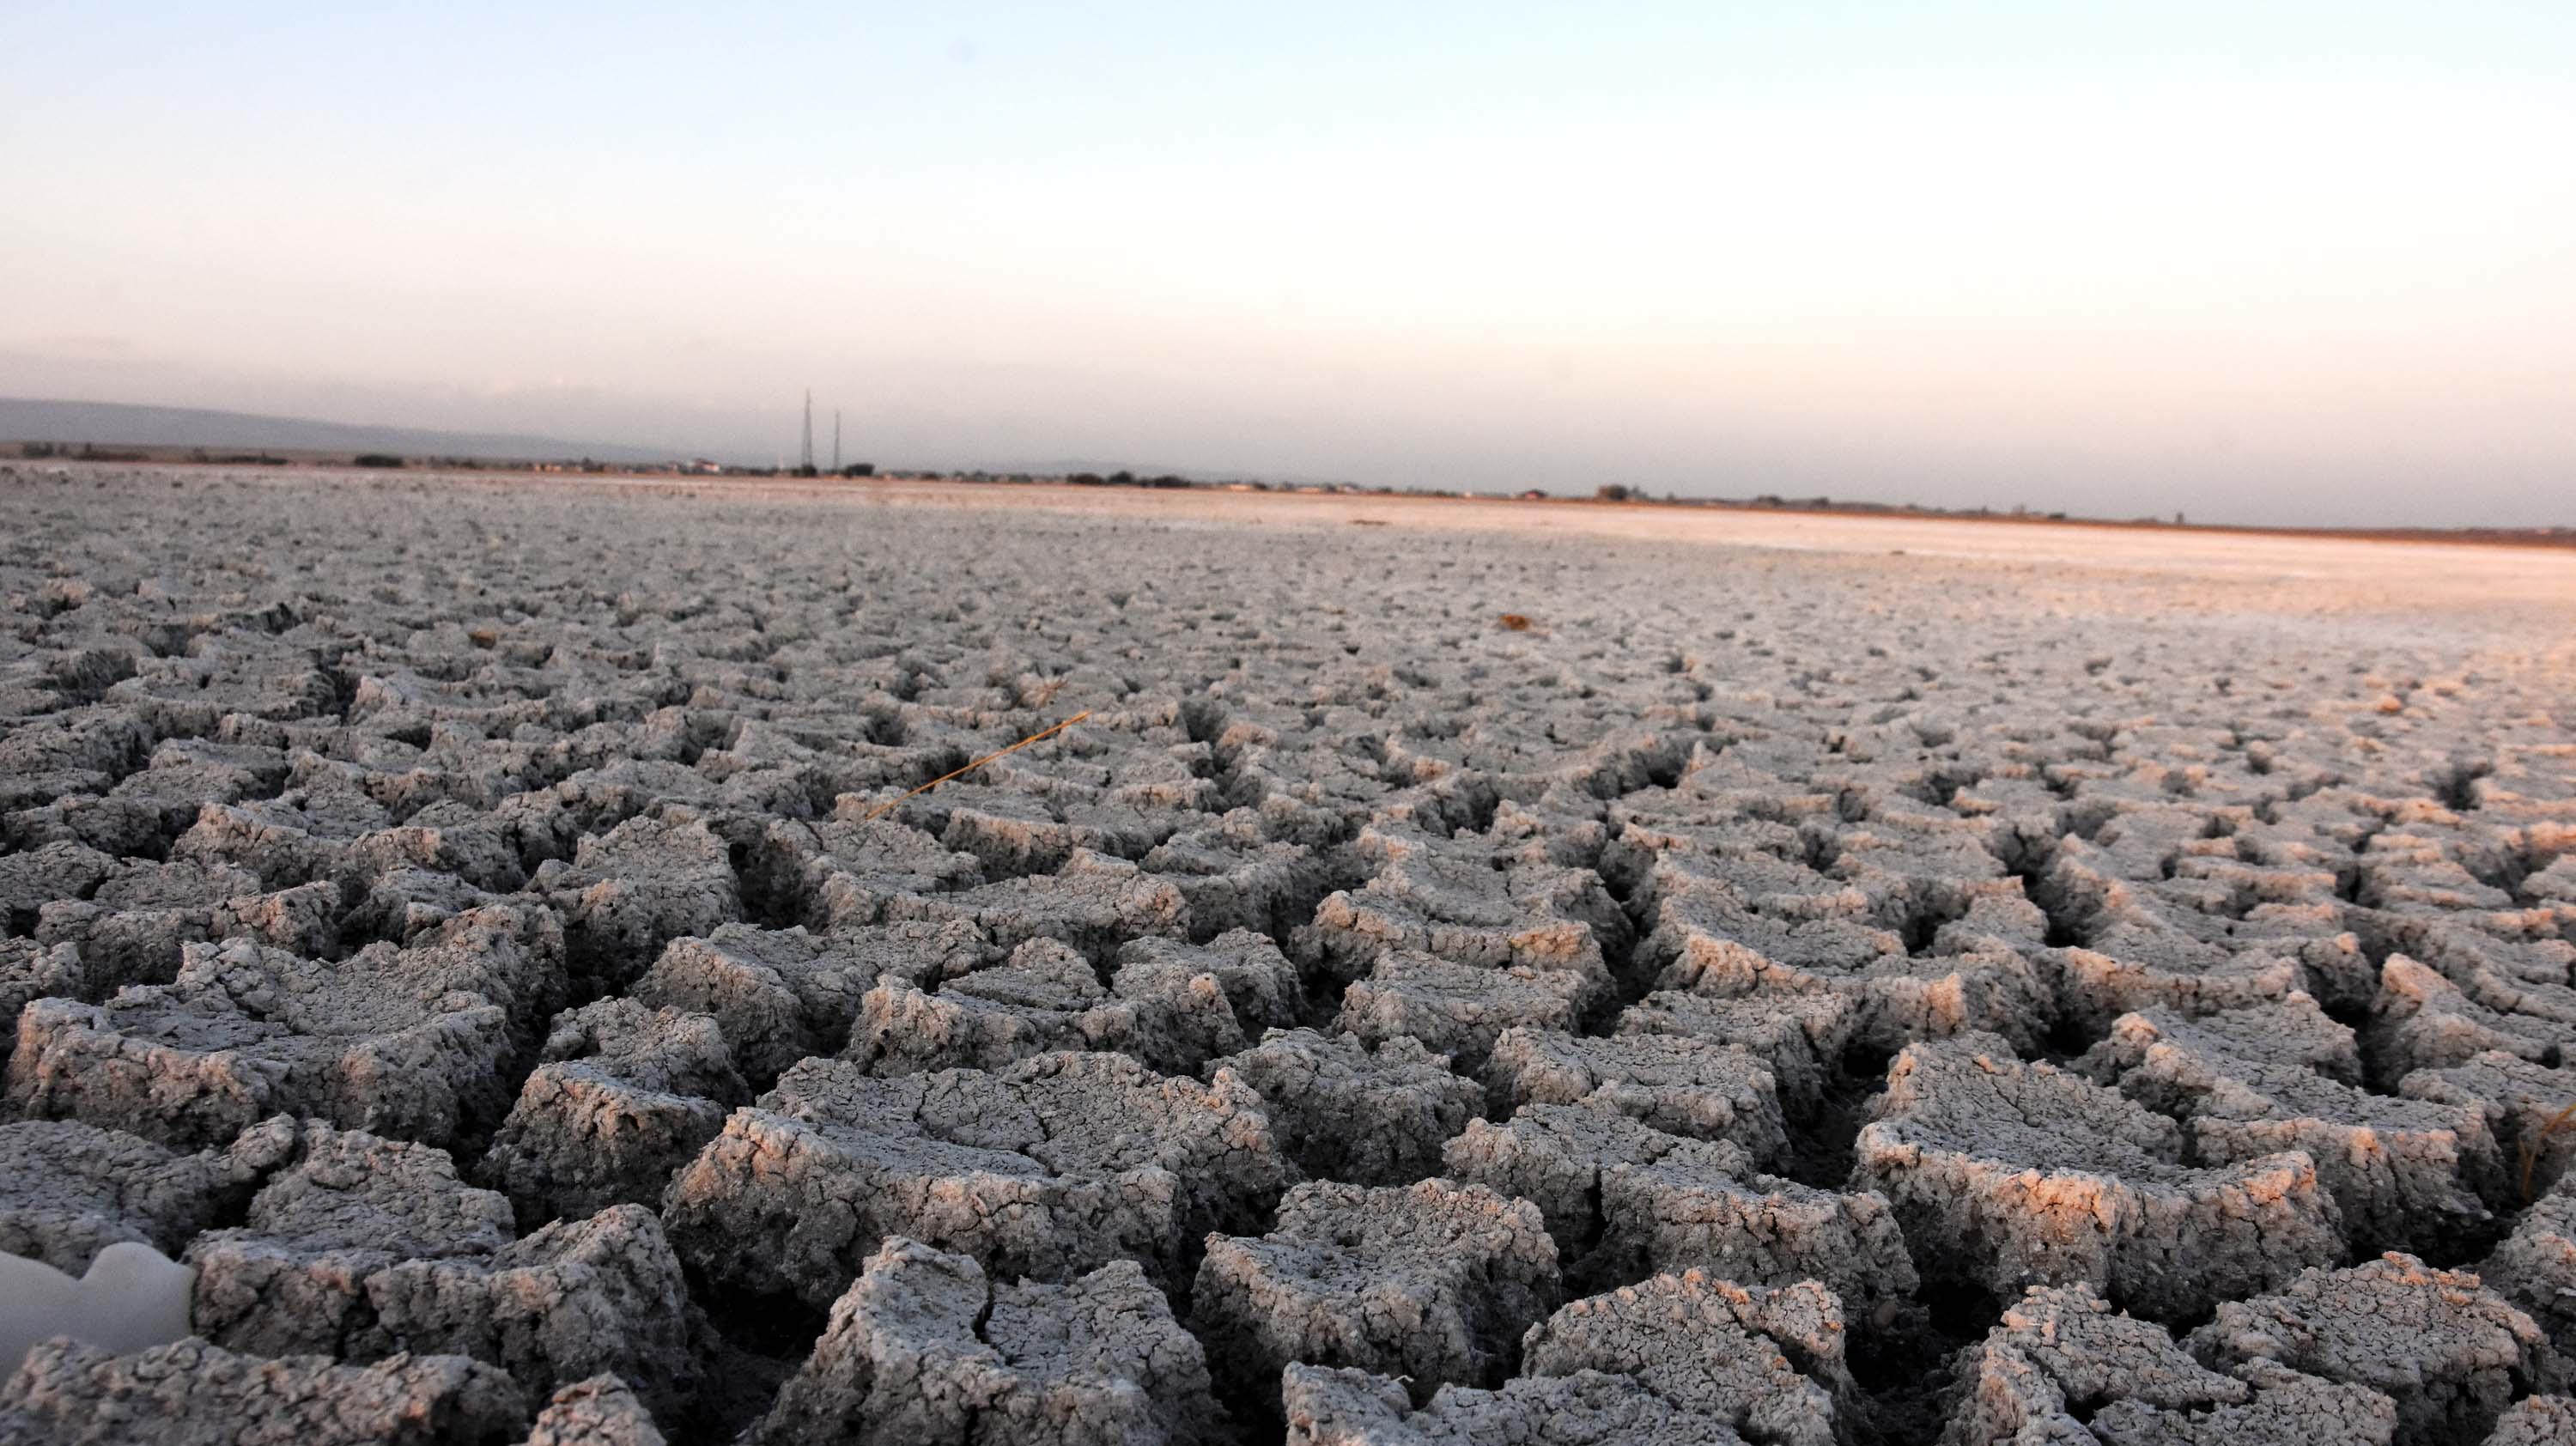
[3,463,2576,1445]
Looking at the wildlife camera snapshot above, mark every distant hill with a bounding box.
[0,398,683,465]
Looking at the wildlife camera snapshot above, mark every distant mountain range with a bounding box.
[0,398,684,465]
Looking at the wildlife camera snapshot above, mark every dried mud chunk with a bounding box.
[1615,989,1856,1118]
[2097,1364,2404,1443]
[394,902,575,1036]
[1516,1273,1854,1446]
[2081,999,2496,1253]
[632,920,991,1084]
[1825,809,2016,897]
[1191,1178,1559,1409]
[1439,1100,1911,1307]
[27,862,257,982]
[2485,1179,2576,1364]
[1279,1363,1724,1445]
[2390,923,2576,1027]
[209,880,343,957]
[0,937,87,1061]
[94,856,267,914]
[2362,849,2518,914]
[2369,957,2561,1079]
[1634,849,1871,930]
[1118,928,1305,1029]
[1212,1028,1480,1186]
[112,658,339,734]
[169,792,385,891]
[1300,848,1621,993]
[2259,924,2381,1016]
[535,810,741,990]
[0,769,109,821]
[2405,1055,2576,1202]
[0,1336,531,1446]
[739,813,983,930]
[1641,890,2051,1056]
[361,1206,696,1430]
[1941,1281,2251,1443]
[2184,1253,2566,1446]
[336,811,527,900]
[884,849,1189,963]
[481,999,749,1220]
[1139,824,1329,939]
[1639,881,1906,995]
[1486,1028,1789,1163]
[1853,1034,2343,1321]
[188,1125,696,1423]
[2488,1396,2576,1446]
[1104,954,1256,1076]
[925,785,1186,875]
[0,1117,289,1273]
[746,1236,1222,1446]
[1599,1145,1915,1311]
[0,839,118,929]
[2093,987,2366,1079]
[1334,951,1597,1072]
[2529,858,2576,906]
[524,1375,667,1446]
[2042,944,2302,1037]
[185,1124,522,1351]
[0,705,152,788]
[1867,945,2064,1052]
[1607,823,1841,918]
[847,939,1154,1075]
[345,865,505,943]
[6,935,518,1151]
[1443,1103,1749,1255]
[1941,1282,2398,1446]
[662,1051,1286,1305]
[0,643,136,714]
[30,900,212,993]
[1923,883,2054,951]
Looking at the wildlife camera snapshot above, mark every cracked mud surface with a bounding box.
[3,464,2575,1444]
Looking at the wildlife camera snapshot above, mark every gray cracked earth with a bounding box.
[4,463,2576,1446]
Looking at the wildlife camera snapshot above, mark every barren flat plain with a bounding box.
[4,463,2575,1446]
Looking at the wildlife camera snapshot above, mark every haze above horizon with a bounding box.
[4,3,2570,526]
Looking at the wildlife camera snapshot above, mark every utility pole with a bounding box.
[833,410,841,473]
[799,390,816,472]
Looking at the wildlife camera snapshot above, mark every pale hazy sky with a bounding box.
[5,3,2572,525]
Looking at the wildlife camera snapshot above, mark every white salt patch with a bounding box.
[0,1242,194,1376]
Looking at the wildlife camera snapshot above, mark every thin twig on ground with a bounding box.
[860,710,1093,821]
